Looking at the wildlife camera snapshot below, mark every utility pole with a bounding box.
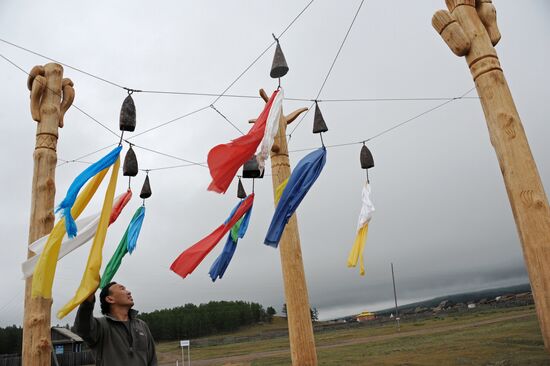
[253,88,317,365]
[433,0,550,352]
[22,63,74,365]
[391,263,400,331]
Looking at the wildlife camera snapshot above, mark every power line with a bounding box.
[210,105,244,135]
[288,87,476,154]
[0,37,126,89]
[290,0,366,137]
[127,105,211,140]
[0,0,316,107]
[130,143,207,168]
[210,0,315,106]
[0,53,121,139]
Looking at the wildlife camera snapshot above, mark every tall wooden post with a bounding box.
[22,63,74,365]
[252,89,317,365]
[433,0,550,351]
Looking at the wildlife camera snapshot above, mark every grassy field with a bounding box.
[157,305,550,365]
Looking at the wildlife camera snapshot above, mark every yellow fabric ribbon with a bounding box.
[57,157,120,319]
[32,169,109,299]
[274,178,289,204]
[347,224,369,276]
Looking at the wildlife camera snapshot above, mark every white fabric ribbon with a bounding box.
[357,180,375,230]
[21,193,125,279]
[257,88,284,172]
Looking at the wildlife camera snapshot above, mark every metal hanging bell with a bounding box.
[237,178,247,199]
[242,155,264,179]
[360,145,375,169]
[312,103,328,134]
[270,42,289,79]
[119,94,136,132]
[123,146,139,177]
[140,175,152,199]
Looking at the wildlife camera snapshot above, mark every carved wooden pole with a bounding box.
[252,89,317,365]
[433,0,550,351]
[22,63,74,366]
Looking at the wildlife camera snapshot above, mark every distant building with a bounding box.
[51,327,84,355]
[356,311,376,322]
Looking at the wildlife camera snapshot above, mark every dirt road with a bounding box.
[161,312,532,366]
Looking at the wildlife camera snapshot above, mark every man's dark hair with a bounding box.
[100,282,117,315]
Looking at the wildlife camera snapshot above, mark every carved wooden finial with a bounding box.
[59,78,75,128]
[432,9,471,56]
[28,65,74,127]
[476,0,501,46]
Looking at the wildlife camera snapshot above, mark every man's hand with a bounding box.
[86,289,97,303]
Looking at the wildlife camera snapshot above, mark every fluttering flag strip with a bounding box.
[347,181,375,276]
[207,90,279,193]
[110,189,132,224]
[274,178,289,205]
[209,205,253,281]
[56,145,123,238]
[265,147,327,248]
[256,88,284,172]
[170,194,255,278]
[127,206,145,254]
[22,192,130,279]
[100,206,145,288]
[31,169,109,299]
[57,157,120,319]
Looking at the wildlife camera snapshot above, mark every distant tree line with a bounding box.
[0,325,22,355]
[139,300,273,341]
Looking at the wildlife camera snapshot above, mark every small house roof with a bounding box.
[51,327,83,342]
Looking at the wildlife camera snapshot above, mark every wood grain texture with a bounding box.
[433,1,550,353]
[255,89,318,365]
[22,63,72,366]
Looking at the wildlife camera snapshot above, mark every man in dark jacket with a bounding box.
[74,282,157,366]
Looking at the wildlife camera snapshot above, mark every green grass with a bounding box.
[157,306,550,365]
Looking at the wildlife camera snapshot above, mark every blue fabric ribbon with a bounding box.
[264,147,327,248]
[209,197,253,282]
[127,206,146,254]
[56,145,122,238]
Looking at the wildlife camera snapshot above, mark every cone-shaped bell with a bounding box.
[120,95,136,132]
[312,103,328,134]
[140,175,152,199]
[360,145,375,169]
[242,155,264,179]
[123,146,139,177]
[237,178,247,199]
[270,43,289,79]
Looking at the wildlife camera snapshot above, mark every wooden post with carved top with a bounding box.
[251,89,317,365]
[22,63,74,366]
[433,0,550,352]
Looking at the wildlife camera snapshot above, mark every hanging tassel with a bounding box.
[127,206,146,254]
[170,194,254,279]
[23,191,131,280]
[31,169,109,299]
[209,202,253,282]
[264,147,327,248]
[100,206,143,288]
[347,180,375,276]
[256,88,284,172]
[207,90,279,194]
[56,145,122,238]
[274,178,289,205]
[57,157,120,319]
[110,189,132,224]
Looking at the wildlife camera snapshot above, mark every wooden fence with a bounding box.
[0,351,94,366]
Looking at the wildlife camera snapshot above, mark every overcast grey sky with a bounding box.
[0,1,549,325]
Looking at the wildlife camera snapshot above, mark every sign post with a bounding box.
[179,340,190,366]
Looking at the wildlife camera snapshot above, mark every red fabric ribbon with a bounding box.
[170,194,255,278]
[207,90,279,193]
[109,189,132,224]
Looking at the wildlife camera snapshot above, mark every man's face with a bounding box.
[106,283,134,308]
